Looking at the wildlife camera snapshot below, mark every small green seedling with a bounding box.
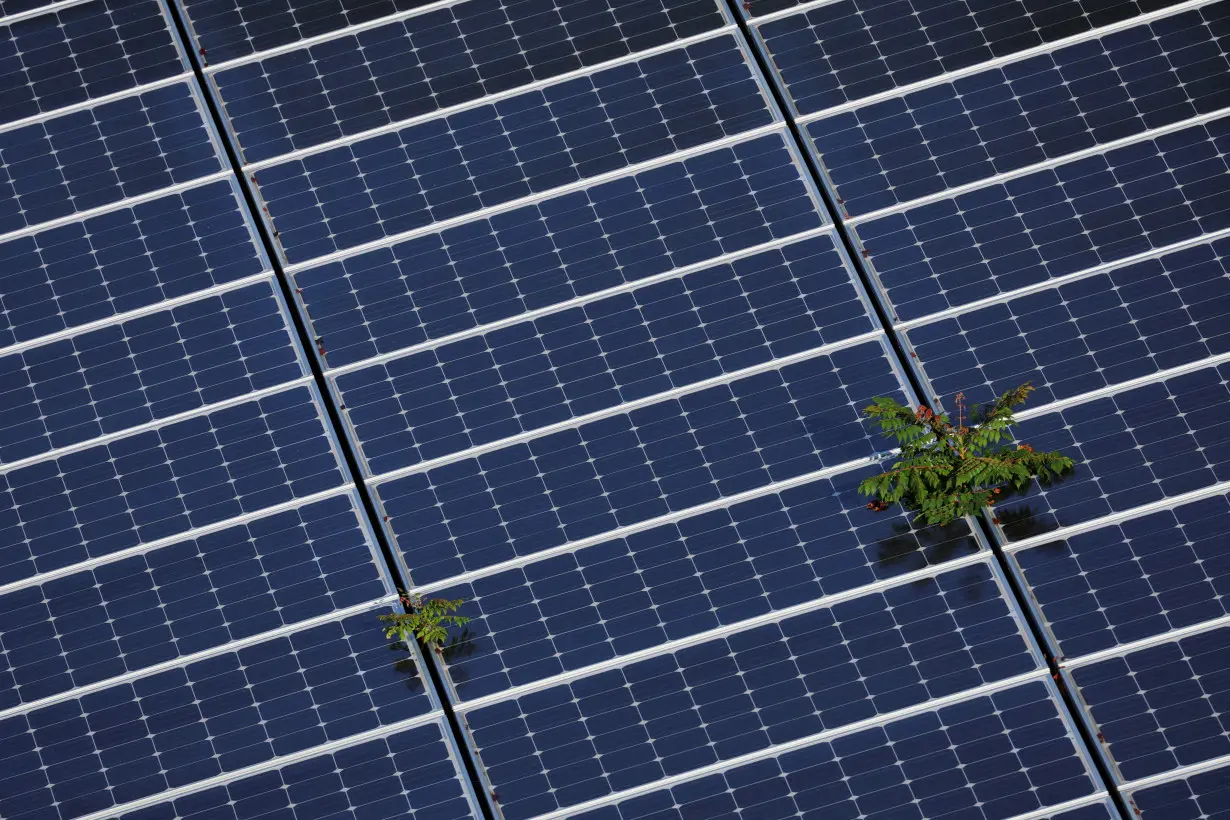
[858,384,1074,527]
[380,593,471,650]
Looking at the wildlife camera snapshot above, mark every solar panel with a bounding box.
[0,383,347,584]
[803,3,1230,217]
[1067,623,1230,782]
[0,606,435,820]
[291,147,827,373]
[437,465,984,701]
[0,490,388,708]
[0,0,186,126]
[753,0,1191,116]
[1008,491,1230,660]
[853,114,1230,323]
[0,178,270,349]
[332,232,876,475]
[0,277,305,463]
[205,0,728,157]
[521,679,1096,820]
[0,80,224,236]
[990,359,1230,543]
[375,336,909,584]
[1125,763,1230,819]
[903,237,1230,410]
[116,720,480,820]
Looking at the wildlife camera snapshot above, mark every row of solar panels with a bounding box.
[1,0,1229,817]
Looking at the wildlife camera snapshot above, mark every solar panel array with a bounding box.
[3,0,1229,817]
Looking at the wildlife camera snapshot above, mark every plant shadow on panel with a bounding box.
[860,384,1074,528]
[381,593,473,663]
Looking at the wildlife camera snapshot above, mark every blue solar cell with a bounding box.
[1070,625,1230,781]
[0,179,270,349]
[805,3,1230,216]
[438,465,983,701]
[0,81,223,236]
[335,234,875,475]
[0,608,434,820]
[179,0,438,66]
[1128,764,1230,819]
[257,36,772,262]
[0,0,185,126]
[754,0,1187,116]
[1011,492,1230,660]
[117,721,477,820]
[265,112,796,268]
[377,338,907,584]
[855,115,1230,322]
[0,384,346,585]
[293,130,825,366]
[905,238,1230,410]
[513,679,1092,820]
[0,0,68,19]
[0,279,304,463]
[0,492,387,710]
[209,0,727,157]
[993,360,1230,543]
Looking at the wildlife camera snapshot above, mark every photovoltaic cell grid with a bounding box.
[1126,764,1230,819]
[903,237,1230,411]
[0,179,270,348]
[0,80,223,236]
[292,133,826,371]
[334,233,875,475]
[853,113,1230,322]
[0,278,304,463]
[0,607,438,820]
[436,466,984,701]
[1068,624,1230,783]
[533,680,1096,820]
[463,560,1040,819]
[375,337,908,584]
[116,721,476,820]
[0,491,386,709]
[0,383,347,584]
[804,2,1230,217]
[0,0,185,126]
[205,0,728,160]
[753,0,1189,116]
[252,33,775,263]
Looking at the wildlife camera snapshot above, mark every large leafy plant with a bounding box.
[858,384,1074,526]
[380,593,470,650]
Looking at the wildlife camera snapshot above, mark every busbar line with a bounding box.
[0,484,358,598]
[239,24,748,170]
[1013,350,1230,421]
[891,226,1230,331]
[1059,613,1230,670]
[0,595,399,723]
[453,551,1001,712]
[0,170,233,245]
[790,0,1220,124]
[1118,751,1230,794]
[280,122,801,274]
[529,669,1055,820]
[319,227,838,377]
[0,272,276,360]
[0,375,316,475]
[406,451,900,593]
[68,711,452,820]
[845,106,1230,227]
[1002,479,1230,554]
[0,0,91,25]
[365,329,890,483]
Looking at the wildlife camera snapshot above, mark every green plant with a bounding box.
[380,593,471,650]
[858,384,1074,526]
